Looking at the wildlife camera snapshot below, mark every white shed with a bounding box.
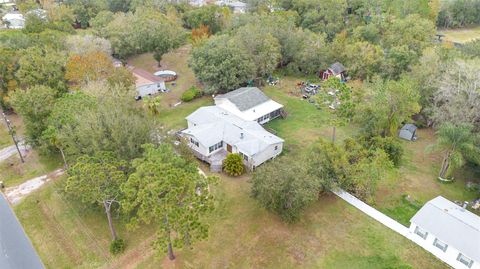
[399,124,417,141]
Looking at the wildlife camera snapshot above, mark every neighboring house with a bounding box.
[410,196,480,269]
[399,124,417,141]
[182,106,284,171]
[215,0,247,13]
[320,62,347,81]
[2,12,25,29]
[131,68,166,100]
[214,87,284,124]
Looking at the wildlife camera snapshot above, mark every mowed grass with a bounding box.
[0,121,12,148]
[438,26,480,43]
[264,77,357,148]
[128,45,201,107]
[16,173,446,269]
[0,149,63,187]
[376,128,479,222]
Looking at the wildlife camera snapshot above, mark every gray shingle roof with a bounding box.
[329,62,346,75]
[183,106,283,155]
[401,123,417,133]
[410,196,480,262]
[215,87,270,111]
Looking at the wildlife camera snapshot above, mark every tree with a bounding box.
[16,47,67,93]
[223,153,244,176]
[65,152,127,241]
[183,5,229,34]
[101,9,186,60]
[431,123,479,179]
[191,25,210,46]
[356,77,420,137]
[251,155,319,222]
[430,59,480,130]
[344,149,392,202]
[65,34,112,56]
[41,92,97,165]
[315,77,355,142]
[10,85,57,145]
[65,51,115,87]
[122,144,216,259]
[343,41,384,80]
[0,47,18,109]
[189,35,256,93]
[234,24,282,78]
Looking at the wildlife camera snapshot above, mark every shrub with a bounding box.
[370,136,404,167]
[223,153,244,176]
[109,239,125,254]
[181,86,202,102]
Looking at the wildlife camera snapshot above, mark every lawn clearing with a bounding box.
[0,149,63,187]
[438,26,480,43]
[128,45,201,108]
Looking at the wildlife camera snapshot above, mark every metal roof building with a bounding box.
[410,196,480,269]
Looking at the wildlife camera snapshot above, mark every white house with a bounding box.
[131,68,166,100]
[181,106,283,171]
[409,196,480,269]
[214,87,284,124]
[215,0,247,13]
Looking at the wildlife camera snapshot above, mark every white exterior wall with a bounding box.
[409,223,480,269]
[215,98,283,123]
[251,142,283,167]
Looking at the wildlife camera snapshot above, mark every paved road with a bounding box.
[0,193,44,269]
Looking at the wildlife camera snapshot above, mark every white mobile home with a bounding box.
[410,196,480,269]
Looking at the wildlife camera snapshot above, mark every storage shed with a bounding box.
[399,124,417,141]
[320,62,347,81]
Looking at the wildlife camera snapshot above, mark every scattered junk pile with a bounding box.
[267,76,279,86]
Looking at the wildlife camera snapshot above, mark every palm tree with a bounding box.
[432,123,478,179]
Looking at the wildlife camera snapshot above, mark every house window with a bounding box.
[433,238,448,252]
[457,254,474,268]
[270,109,280,118]
[209,141,223,153]
[190,138,199,147]
[257,114,269,123]
[414,226,428,239]
[239,152,248,161]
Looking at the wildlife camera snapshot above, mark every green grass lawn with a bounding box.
[0,150,63,187]
[0,122,12,149]
[15,173,446,269]
[438,26,480,43]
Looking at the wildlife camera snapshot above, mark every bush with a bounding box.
[370,136,404,167]
[223,153,244,176]
[109,239,125,254]
[181,86,202,102]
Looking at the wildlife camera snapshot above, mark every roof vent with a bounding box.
[240,133,244,139]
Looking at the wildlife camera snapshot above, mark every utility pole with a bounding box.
[1,111,24,163]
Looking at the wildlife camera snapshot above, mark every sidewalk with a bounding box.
[333,189,462,269]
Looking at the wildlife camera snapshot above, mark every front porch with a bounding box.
[190,148,228,172]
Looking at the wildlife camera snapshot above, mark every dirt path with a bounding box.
[4,169,64,205]
[0,141,29,163]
